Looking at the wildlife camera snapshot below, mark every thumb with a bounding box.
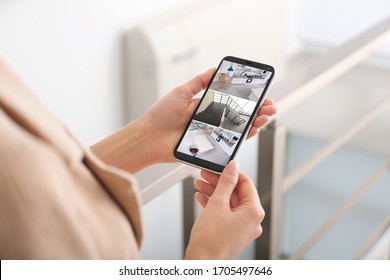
[181,68,216,98]
[213,160,239,202]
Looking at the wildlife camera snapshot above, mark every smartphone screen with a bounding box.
[174,56,275,173]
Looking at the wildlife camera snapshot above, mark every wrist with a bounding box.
[185,238,225,260]
[91,117,157,174]
[184,244,211,260]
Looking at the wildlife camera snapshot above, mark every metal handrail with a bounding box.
[282,96,390,193]
[354,215,390,259]
[271,16,390,116]
[289,159,390,259]
[257,16,390,260]
[139,163,198,205]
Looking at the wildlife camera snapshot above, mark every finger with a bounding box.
[200,169,220,187]
[230,188,240,209]
[195,192,209,208]
[196,177,240,208]
[252,115,269,128]
[247,115,269,140]
[192,97,201,106]
[212,160,239,202]
[194,179,216,197]
[258,105,277,116]
[236,183,264,225]
[262,98,274,106]
[246,127,260,140]
[179,68,216,98]
[236,172,261,206]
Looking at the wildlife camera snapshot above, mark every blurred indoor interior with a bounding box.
[0,0,389,259]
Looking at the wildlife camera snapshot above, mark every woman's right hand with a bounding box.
[185,160,265,259]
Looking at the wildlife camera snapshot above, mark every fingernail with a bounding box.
[226,160,239,174]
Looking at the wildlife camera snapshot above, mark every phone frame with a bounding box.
[174,56,275,173]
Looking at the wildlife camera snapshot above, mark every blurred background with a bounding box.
[0,0,389,259]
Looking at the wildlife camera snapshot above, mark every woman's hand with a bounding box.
[185,161,265,259]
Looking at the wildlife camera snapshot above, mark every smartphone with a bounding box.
[174,56,275,173]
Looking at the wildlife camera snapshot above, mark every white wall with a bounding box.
[296,0,390,56]
[0,0,195,144]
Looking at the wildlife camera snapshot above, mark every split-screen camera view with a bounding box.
[176,60,272,166]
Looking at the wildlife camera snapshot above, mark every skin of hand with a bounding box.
[185,160,265,259]
[91,68,277,174]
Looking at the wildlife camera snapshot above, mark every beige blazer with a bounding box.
[0,57,143,259]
